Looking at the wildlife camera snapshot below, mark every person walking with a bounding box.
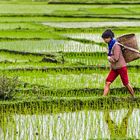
[101,29,134,97]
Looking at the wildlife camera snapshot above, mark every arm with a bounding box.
[108,44,121,63]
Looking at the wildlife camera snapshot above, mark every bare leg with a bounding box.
[103,82,111,96]
[125,84,135,97]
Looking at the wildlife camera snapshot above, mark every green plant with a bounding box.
[0,75,19,99]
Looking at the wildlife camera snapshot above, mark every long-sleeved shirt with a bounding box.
[108,43,126,69]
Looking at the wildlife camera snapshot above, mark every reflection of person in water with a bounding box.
[104,108,133,139]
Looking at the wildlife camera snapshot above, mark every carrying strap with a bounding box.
[116,42,140,54]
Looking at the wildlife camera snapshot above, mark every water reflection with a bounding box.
[104,108,133,139]
[0,107,139,140]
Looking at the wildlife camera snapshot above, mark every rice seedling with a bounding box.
[0,40,106,53]
[0,68,139,91]
[43,21,140,28]
[0,103,140,139]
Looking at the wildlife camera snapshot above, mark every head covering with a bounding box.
[102,29,115,39]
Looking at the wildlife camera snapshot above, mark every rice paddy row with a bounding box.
[0,51,139,69]
[0,3,139,20]
[0,68,139,90]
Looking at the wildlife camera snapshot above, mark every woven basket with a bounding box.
[117,34,140,63]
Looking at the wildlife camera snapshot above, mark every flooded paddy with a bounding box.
[0,102,140,140]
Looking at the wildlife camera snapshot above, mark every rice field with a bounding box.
[1,107,140,140]
[0,0,140,139]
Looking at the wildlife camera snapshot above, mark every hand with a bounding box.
[108,56,111,60]
[108,56,115,63]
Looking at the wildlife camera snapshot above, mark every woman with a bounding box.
[101,29,134,97]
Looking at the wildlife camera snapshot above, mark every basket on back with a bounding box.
[116,34,140,63]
